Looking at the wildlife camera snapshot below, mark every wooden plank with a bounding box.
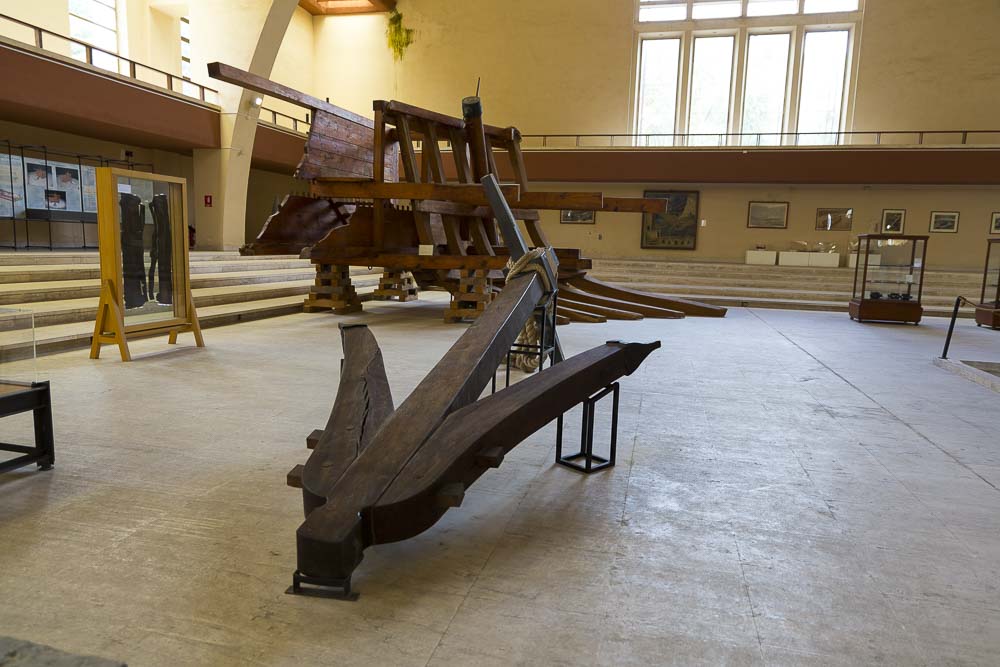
[514,191,603,211]
[371,341,660,543]
[395,115,420,183]
[377,99,466,130]
[301,324,395,502]
[413,200,540,221]
[558,284,685,319]
[556,296,644,320]
[567,275,728,318]
[449,129,473,184]
[557,304,607,323]
[309,181,521,206]
[296,272,546,581]
[310,111,376,151]
[602,197,668,214]
[208,62,373,127]
[313,253,508,271]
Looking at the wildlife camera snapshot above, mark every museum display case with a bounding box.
[850,234,928,324]
[976,238,1000,329]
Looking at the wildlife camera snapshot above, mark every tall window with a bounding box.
[688,36,735,145]
[179,16,198,96]
[68,0,118,72]
[797,30,849,144]
[742,33,791,145]
[635,0,861,145]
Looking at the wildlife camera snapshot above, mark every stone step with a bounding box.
[0,250,267,266]
[591,259,981,282]
[0,258,318,284]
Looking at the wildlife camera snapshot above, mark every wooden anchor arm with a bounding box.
[296,272,545,581]
[369,340,661,544]
[301,324,394,502]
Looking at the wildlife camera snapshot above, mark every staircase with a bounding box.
[589,258,983,317]
[0,252,380,360]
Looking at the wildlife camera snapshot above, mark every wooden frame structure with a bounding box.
[208,63,727,324]
[90,168,203,361]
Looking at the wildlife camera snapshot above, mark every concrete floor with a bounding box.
[1,295,998,666]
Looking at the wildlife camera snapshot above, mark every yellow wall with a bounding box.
[534,181,998,271]
[852,0,1000,132]
[311,13,394,119]
[266,5,315,123]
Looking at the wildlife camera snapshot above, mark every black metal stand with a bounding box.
[0,380,55,474]
[556,382,619,474]
[286,570,359,601]
[492,292,558,393]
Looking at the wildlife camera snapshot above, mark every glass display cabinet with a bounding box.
[850,234,928,324]
[976,238,1000,329]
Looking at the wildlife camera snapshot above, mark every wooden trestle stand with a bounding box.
[90,168,203,361]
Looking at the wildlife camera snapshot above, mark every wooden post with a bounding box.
[304,263,362,314]
[373,269,418,302]
[444,269,493,323]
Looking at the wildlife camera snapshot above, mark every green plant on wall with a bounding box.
[386,9,414,62]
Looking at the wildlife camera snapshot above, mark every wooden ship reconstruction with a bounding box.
[208,63,726,325]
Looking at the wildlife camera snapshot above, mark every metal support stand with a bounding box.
[286,570,359,601]
[492,292,558,393]
[0,381,55,474]
[941,296,967,360]
[556,382,619,474]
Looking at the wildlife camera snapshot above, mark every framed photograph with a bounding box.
[815,207,853,231]
[929,211,959,233]
[747,201,789,229]
[642,191,699,250]
[881,209,905,234]
[990,212,1000,234]
[560,209,596,224]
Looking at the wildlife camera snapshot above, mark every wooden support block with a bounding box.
[475,446,505,469]
[287,464,305,489]
[435,482,465,508]
[306,429,323,450]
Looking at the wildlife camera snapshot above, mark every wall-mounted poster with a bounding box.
[815,207,853,231]
[24,161,53,210]
[881,209,905,234]
[642,190,699,250]
[991,212,1000,234]
[0,154,25,218]
[929,211,959,233]
[560,209,596,224]
[747,201,789,229]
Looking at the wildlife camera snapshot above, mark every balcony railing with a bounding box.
[259,107,311,135]
[0,13,219,105]
[520,130,1000,149]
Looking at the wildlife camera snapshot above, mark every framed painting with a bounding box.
[642,191,699,250]
[748,201,789,229]
[815,207,853,231]
[560,209,596,224]
[881,209,905,234]
[992,212,1000,234]
[929,211,959,233]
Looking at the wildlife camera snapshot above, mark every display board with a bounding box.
[90,168,203,361]
[0,153,98,220]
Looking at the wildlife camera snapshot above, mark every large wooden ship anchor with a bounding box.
[205,64,718,597]
[207,63,727,324]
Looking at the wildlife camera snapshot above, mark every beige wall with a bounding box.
[265,6,315,123]
[245,169,299,243]
[852,0,1000,132]
[534,182,999,271]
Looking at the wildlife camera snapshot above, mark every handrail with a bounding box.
[941,296,975,359]
[0,12,218,105]
[521,129,1000,149]
[259,106,311,134]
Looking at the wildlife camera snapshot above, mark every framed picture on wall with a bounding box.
[641,191,699,250]
[990,212,1000,234]
[560,210,596,224]
[929,211,960,233]
[747,201,789,229]
[881,209,905,234]
[815,207,853,231]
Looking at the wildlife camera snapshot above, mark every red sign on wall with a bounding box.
[204,195,213,207]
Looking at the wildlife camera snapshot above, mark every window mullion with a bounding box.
[730,27,748,143]
[785,26,805,144]
[677,32,693,143]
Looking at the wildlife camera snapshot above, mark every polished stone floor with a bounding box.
[1,296,998,666]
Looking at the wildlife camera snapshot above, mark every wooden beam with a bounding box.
[312,253,510,271]
[514,191,603,211]
[207,62,372,126]
[602,197,668,214]
[414,200,540,221]
[310,180,520,205]
[567,275,728,318]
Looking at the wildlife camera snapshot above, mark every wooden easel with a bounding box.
[90,168,204,361]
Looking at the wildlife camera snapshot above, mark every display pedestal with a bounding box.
[779,251,840,267]
[745,250,777,265]
[974,304,1000,329]
[849,298,923,324]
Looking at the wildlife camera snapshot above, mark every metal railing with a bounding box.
[259,107,311,134]
[521,130,1000,149]
[0,13,219,105]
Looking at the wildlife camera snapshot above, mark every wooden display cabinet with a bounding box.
[849,234,928,324]
[975,238,1000,329]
